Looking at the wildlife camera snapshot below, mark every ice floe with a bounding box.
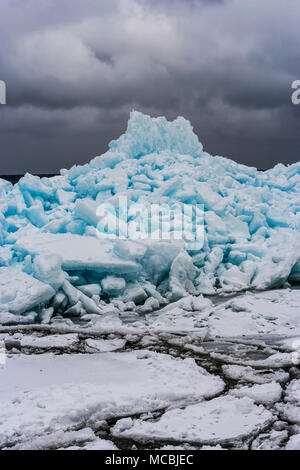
[112,395,274,446]
[0,350,224,448]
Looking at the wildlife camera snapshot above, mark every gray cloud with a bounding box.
[0,0,299,173]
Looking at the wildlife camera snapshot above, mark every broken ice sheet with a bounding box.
[112,395,274,446]
[0,350,224,448]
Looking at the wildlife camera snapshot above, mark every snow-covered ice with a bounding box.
[285,434,300,450]
[112,396,274,445]
[229,382,283,405]
[0,267,55,315]
[0,350,224,448]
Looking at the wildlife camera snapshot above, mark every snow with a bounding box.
[251,429,289,450]
[222,365,289,385]
[20,333,79,350]
[0,351,224,448]
[84,338,126,352]
[8,428,96,451]
[276,379,300,425]
[0,111,299,450]
[285,434,300,450]
[112,395,274,445]
[0,267,55,315]
[61,438,118,451]
[15,233,140,274]
[101,275,126,296]
[0,111,299,320]
[229,382,282,405]
[206,289,300,338]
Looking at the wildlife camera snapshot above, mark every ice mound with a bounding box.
[0,111,299,322]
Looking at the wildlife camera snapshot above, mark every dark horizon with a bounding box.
[0,0,299,174]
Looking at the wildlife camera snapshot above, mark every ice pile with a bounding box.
[0,111,299,322]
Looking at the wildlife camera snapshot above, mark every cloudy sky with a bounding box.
[0,0,299,174]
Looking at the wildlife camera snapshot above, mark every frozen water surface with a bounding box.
[0,112,299,449]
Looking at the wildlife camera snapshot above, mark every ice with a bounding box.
[20,334,79,350]
[15,233,140,274]
[229,382,283,405]
[285,434,300,450]
[0,111,299,320]
[0,246,12,266]
[222,365,289,385]
[101,276,126,296]
[7,428,97,451]
[0,351,224,448]
[206,289,300,338]
[275,379,300,425]
[0,311,38,326]
[145,289,300,338]
[0,267,55,315]
[84,338,126,352]
[112,395,273,445]
[61,438,118,451]
[251,429,289,450]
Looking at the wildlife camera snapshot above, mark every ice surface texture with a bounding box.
[0,351,224,447]
[0,111,299,320]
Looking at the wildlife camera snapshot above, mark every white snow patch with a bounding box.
[0,350,224,448]
[112,395,273,445]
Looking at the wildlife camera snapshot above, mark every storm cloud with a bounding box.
[0,0,299,173]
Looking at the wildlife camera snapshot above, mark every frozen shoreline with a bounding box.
[1,287,299,451]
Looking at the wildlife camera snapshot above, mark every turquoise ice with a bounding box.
[0,111,299,321]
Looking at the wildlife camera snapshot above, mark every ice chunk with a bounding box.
[0,246,13,267]
[169,251,198,300]
[0,311,38,326]
[101,276,126,296]
[56,189,76,205]
[122,284,147,304]
[77,284,101,297]
[0,267,55,315]
[33,254,64,291]
[286,435,300,450]
[20,334,79,350]
[105,110,203,159]
[62,280,102,315]
[84,338,126,352]
[15,233,140,274]
[229,382,282,405]
[112,396,273,445]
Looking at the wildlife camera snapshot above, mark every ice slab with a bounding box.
[0,267,55,315]
[8,428,97,451]
[229,382,282,405]
[15,233,140,274]
[61,438,118,451]
[285,434,300,450]
[0,351,224,447]
[207,289,300,338]
[84,338,126,352]
[112,395,273,445]
[222,365,289,385]
[20,334,79,350]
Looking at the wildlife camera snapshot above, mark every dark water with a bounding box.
[1,174,57,184]
[1,168,270,185]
